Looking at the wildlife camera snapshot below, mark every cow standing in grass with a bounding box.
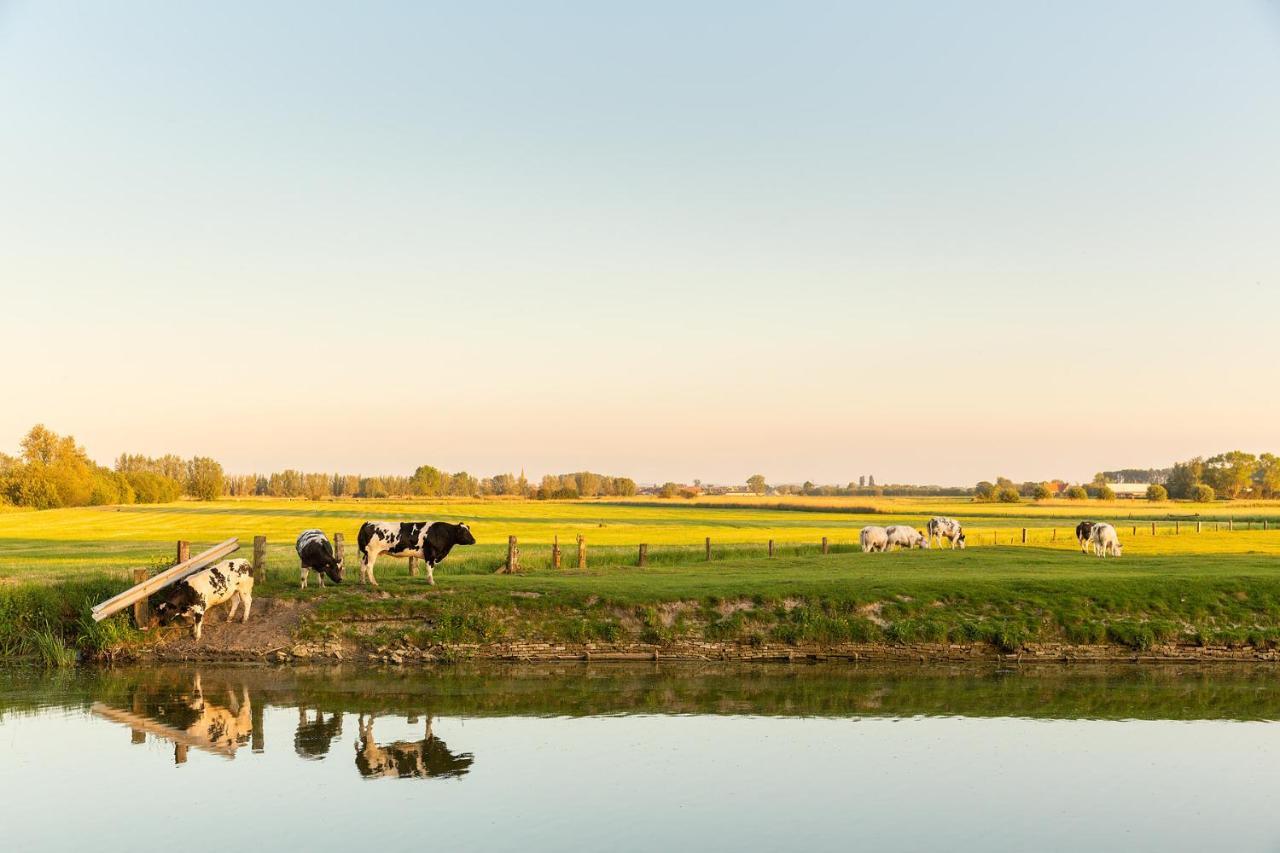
[885,525,930,550]
[356,521,476,586]
[1088,523,1123,557]
[296,529,344,590]
[860,526,889,553]
[927,517,966,549]
[1075,521,1097,553]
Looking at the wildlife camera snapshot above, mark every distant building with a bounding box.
[1109,483,1149,499]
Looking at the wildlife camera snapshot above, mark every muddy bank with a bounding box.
[133,595,1280,665]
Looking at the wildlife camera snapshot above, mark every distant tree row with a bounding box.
[220,466,635,500]
[740,475,967,498]
[0,425,225,509]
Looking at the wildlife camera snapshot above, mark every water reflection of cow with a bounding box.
[294,707,344,760]
[355,715,474,780]
[91,674,253,763]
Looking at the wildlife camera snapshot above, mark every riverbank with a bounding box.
[7,547,1280,665]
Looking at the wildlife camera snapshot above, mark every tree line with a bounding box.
[0,425,635,509]
[1,425,225,509]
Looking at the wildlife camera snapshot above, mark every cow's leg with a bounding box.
[366,552,379,587]
[425,560,435,586]
[300,563,308,590]
[240,589,253,622]
[191,610,205,641]
[226,593,240,622]
[318,572,326,587]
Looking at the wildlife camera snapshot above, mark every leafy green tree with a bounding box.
[996,485,1021,503]
[1203,451,1257,499]
[746,474,767,495]
[1146,484,1168,502]
[1094,484,1115,500]
[186,456,224,501]
[1032,483,1052,501]
[974,481,995,501]
[1166,458,1204,500]
[1256,454,1280,498]
[1064,485,1088,500]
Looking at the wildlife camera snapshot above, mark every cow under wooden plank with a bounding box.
[91,538,240,622]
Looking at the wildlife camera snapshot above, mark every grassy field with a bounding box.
[2,495,1279,584]
[5,496,1280,662]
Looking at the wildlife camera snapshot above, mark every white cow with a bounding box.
[885,525,930,550]
[860,526,889,553]
[1088,523,1122,557]
[927,517,965,549]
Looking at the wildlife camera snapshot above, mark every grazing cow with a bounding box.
[296,529,344,590]
[154,558,254,641]
[355,715,474,780]
[860,526,889,553]
[885,525,931,550]
[927,517,966,549]
[1075,521,1097,554]
[1088,522,1122,557]
[356,521,477,586]
[295,708,344,760]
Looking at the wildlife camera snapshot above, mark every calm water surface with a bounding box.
[3,663,1280,852]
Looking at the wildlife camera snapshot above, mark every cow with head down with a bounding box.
[154,558,254,642]
[296,529,343,590]
[885,525,930,551]
[356,521,476,586]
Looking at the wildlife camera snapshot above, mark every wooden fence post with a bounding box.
[1052,528,1057,542]
[705,537,712,561]
[1021,528,1027,544]
[768,539,775,558]
[251,700,264,753]
[577,535,586,569]
[408,557,419,577]
[553,535,562,569]
[252,536,267,584]
[1175,521,1179,534]
[638,544,648,567]
[1131,525,1137,537]
[1151,522,1156,536]
[132,568,150,628]
[506,536,519,573]
[822,536,829,554]
[1229,518,1234,531]
[1196,521,1202,533]
[176,540,191,566]
[333,532,345,566]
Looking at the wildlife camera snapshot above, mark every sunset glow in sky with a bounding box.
[3,2,1279,484]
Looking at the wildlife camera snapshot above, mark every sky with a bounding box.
[2,1,1279,486]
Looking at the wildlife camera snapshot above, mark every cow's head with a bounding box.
[1112,542,1123,557]
[917,530,930,549]
[323,552,344,584]
[154,584,198,626]
[454,522,477,546]
[956,532,966,549]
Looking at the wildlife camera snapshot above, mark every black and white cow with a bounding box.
[1075,521,1097,554]
[356,521,477,586]
[296,528,343,590]
[154,558,254,641]
[927,517,966,549]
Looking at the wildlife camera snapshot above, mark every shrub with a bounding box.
[1094,484,1115,501]
[1064,486,1088,500]
[1032,483,1052,500]
[996,486,1021,503]
[1146,484,1168,502]
[1191,483,1216,502]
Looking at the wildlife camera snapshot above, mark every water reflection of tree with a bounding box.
[355,715,474,780]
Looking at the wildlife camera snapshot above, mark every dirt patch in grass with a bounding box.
[152,598,311,660]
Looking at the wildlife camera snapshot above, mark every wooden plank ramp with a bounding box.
[91,538,239,623]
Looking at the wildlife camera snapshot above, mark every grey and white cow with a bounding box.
[885,525,930,550]
[1088,522,1122,557]
[927,517,966,549]
[296,528,344,590]
[154,558,254,641]
[860,525,889,553]
[356,521,477,586]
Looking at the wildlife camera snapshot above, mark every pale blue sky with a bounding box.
[2,2,1278,484]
